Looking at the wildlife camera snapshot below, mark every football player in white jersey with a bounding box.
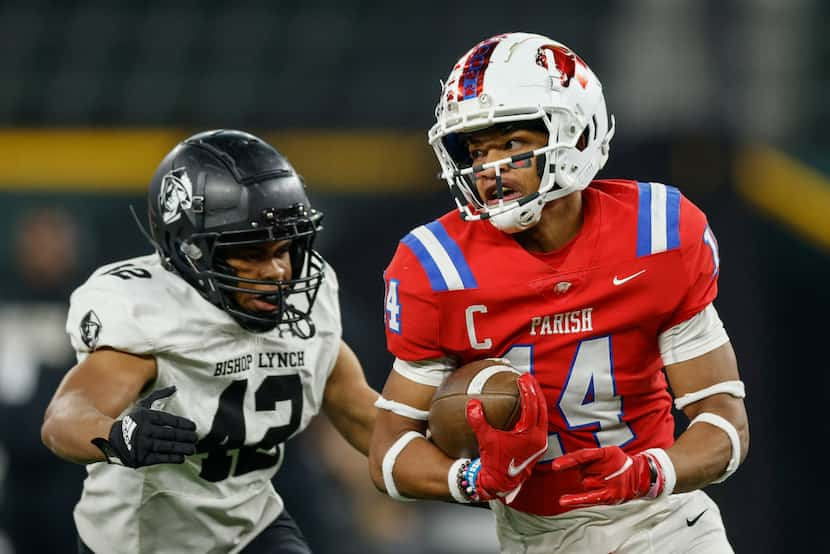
[41,130,379,554]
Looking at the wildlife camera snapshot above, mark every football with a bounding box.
[428,358,522,459]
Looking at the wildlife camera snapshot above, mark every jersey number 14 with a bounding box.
[505,336,635,461]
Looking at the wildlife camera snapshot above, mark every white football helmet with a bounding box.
[429,32,615,233]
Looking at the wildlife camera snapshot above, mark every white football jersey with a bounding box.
[65,253,342,554]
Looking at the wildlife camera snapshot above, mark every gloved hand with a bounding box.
[465,373,549,502]
[552,446,667,507]
[92,386,198,468]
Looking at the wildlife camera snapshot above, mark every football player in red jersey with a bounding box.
[368,32,749,553]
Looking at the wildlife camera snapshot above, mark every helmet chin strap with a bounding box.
[488,193,546,233]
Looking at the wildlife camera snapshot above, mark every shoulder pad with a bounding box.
[67,255,200,354]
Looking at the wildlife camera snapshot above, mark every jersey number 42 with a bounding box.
[195,375,303,482]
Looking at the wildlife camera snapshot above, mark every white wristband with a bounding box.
[644,448,676,498]
[381,431,424,502]
[688,412,742,483]
[447,458,473,503]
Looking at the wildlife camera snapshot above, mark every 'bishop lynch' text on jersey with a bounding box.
[530,308,593,336]
[214,351,306,376]
[259,351,305,369]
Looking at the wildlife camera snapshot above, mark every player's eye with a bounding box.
[235,249,264,262]
[469,148,485,161]
[504,138,522,150]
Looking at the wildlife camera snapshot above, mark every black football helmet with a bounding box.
[147,129,325,336]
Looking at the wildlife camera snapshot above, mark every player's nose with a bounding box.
[261,256,291,282]
[474,157,507,199]
[478,149,513,178]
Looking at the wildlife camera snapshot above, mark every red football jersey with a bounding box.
[383,180,721,516]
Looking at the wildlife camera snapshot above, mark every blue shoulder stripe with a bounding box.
[400,221,477,292]
[636,181,682,256]
[401,233,447,291]
[665,185,681,250]
[424,221,477,289]
[636,182,652,257]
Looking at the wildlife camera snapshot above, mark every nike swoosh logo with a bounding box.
[507,444,549,477]
[612,269,646,286]
[686,509,707,527]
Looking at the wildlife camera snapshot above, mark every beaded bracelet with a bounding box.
[448,457,481,503]
[461,458,483,502]
[448,458,472,503]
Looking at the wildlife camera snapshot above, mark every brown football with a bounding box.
[428,358,522,459]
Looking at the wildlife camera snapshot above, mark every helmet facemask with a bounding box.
[176,205,325,337]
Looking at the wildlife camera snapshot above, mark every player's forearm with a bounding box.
[325,386,379,456]
[369,430,457,501]
[666,405,749,492]
[41,389,113,464]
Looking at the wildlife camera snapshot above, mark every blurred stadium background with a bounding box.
[0,0,826,552]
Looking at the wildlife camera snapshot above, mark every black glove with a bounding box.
[92,386,198,468]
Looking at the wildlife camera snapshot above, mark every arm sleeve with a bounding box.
[392,357,456,387]
[658,303,729,365]
[661,194,721,331]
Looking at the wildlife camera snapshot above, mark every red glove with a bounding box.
[465,373,549,502]
[552,446,668,508]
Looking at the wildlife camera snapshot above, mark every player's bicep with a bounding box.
[374,369,435,437]
[369,371,434,477]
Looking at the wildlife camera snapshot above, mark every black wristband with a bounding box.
[91,437,126,466]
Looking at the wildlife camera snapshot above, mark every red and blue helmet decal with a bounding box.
[458,34,508,100]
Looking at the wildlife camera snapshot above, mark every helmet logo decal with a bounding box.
[80,310,102,349]
[158,167,193,224]
[458,34,507,100]
[536,45,588,89]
